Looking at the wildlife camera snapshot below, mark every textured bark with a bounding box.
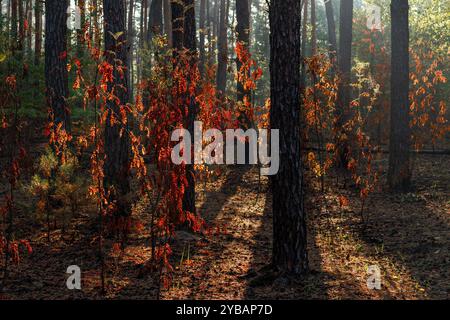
[235,0,250,103]
[10,0,17,50]
[103,0,131,216]
[324,0,337,70]
[182,0,197,215]
[18,0,23,50]
[336,0,353,168]
[199,0,206,75]
[300,0,308,92]
[34,0,42,65]
[45,0,70,131]
[216,0,228,94]
[388,0,411,191]
[269,0,308,274]
[171,0,197,215]
[127,0,135,100]
[77,0,86,57]
[311,0,316,55]
[148,0,163,43]
[26,0,31,54]
[171,0,183,52]
[163,0,172,47]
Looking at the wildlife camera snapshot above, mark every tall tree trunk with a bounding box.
[216,0,228,94]
[311,0,316,55]
[388,0,411,191]
[103,0,131,216]
[45,0,70,131]
[163,0,172,47]
[182,0,197,215]
[10,0,17,51]
[236,0,252,131]
[199,0,206,75]
[235,0,250,102]
[18,0,23,50]
[77,0,86,57]
[269,0,308,275]
[300,0,308,92]
[324,0,337,71]
[336,0,353,168]
[26,0,31,54]
[127,0,135,101]
[148,0,163,44]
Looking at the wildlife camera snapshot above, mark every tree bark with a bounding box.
[300,0,308,92]
[103,0,131,216]
[10,0,17,50]
[45,0,70,131]
[388,0,411,191]
[34,0,42,65]
[336,0,353,168]
[148,0,163,43]
[182,0,196,215]
[216,0,228,94]
[199,0,206,75]
[324,0,337,71]
[269,0,308,275]
[163,0,172,47]
[236,0,250,103]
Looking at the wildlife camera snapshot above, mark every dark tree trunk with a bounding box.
[45,0,70,131]
[103,0,131,216]
[388,0,411,191]
[216,0,228,94]
[148,0,163,43]
[324,0,337,70]
[34,0,42,65]
[10,0,17,50]
[18,0,23,50]
[311,0,316,55]
[235,0,250,102]
[269,0,308,274]
[300,0,308,92]
[171,0,183,52]
[336,0,353,168]
[199,0,206,75]
[26,0,32,54]
[127,0,135,101]
[163,0,172,47]
[77,0,86,57]
[182,0,197,215]
[171,0,197,215]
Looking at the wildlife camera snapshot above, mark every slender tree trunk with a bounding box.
[236,0,252,132]
[127,0,135,101]
[45,0,70,131]
[311,0,316,55]
[216,0,228,94]
[300,0,308,92]
[163,0,172,47]
[10,0,17,51]
[236,0,250,102]
[324,0,337,72]
[336,0,353,168]
[148,0,163,44]
[199,0,206,75]
[77,0,86,57]
[182,0,197,215]
[269,0,308,275]
[18,0,23,50]
[388,0,411,191]
[103,0,131,216]
[26,0,31,54]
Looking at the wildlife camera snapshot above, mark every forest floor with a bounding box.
[0,151,449,300]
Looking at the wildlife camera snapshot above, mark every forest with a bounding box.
[0,0,448,300]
